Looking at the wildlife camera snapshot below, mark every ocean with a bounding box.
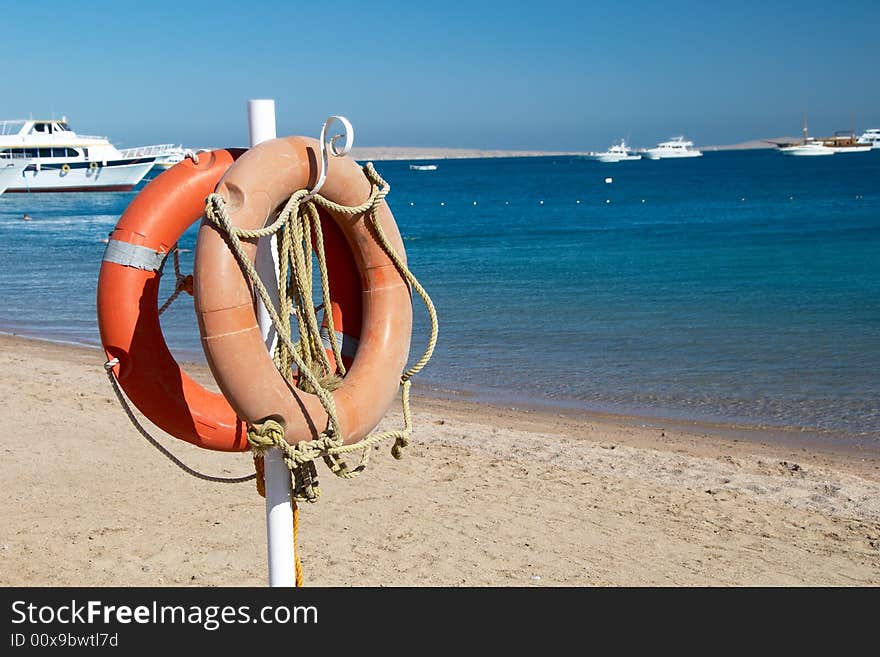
[1,149,878,443]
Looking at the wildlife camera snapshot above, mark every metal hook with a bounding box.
[305,115,354,199]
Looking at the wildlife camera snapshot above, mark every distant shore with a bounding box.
[2,333,879,585]
[349,146,583,161]
[350,139,793,161]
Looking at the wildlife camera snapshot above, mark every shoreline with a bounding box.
[5,329,874,459]
[349,141,784,161]
[2,332,879,585]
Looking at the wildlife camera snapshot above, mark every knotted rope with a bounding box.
[204,162,438,503]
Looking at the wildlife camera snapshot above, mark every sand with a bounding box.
[1,333,878,586]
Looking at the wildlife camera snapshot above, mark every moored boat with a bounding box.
[644,136,703,159]
[779,141,835,156]
[855,128,880,149]
[590,140,642,163]
[0,118,165,192]
[777,113,835,156]
[820,131,872,154]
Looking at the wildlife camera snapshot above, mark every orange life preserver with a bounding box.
[194,136,412,445]
[97,149,250,451]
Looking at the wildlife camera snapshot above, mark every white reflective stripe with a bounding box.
[102,239,166,272]
[319,326,359,359]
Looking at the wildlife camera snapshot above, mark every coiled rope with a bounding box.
[204,162,438,503]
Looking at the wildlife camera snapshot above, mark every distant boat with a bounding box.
[409,164,438,171]
[777,112,835,156]
[0,158,27,195]
[856,128,880,149]
[779,141,835,156]
[0,117,171,192]
[589,140,641,163]
[820,131,872,154]
[644,136,703,159]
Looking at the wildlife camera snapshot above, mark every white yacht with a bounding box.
[409,164,438,171]
[0,159,27,195]
[856,128,880,149]
[0,118,173,192]
[590,140,641,163]
[777,112,837,156]
[779,140,835,156]
[644,137,703,159]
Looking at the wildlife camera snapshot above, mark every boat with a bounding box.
[0,159,27,195]
[820,131,872,154]
[644,136,703,159]
[856,128,880,149]
[779,141,835,156]
[590,140,642,163]
[0,117,170,192]
[409,164,438,171]
[777,113,834,156]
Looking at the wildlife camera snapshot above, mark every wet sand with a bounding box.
[1,333,878,586]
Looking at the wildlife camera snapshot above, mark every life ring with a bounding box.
[194,136,412,445]
[89,161,99,170]
[97,149,250,451]
[61,164,70,173]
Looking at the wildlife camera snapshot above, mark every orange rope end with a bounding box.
[293,502,303,587]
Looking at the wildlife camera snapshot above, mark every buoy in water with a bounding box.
[604,177,613,184]
[22,213,32,222]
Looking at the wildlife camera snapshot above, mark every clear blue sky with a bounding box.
[3,0,878,150]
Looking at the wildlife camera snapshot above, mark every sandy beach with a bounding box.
[1,333,878,586]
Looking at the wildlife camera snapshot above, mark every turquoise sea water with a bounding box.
[1,150,878,442]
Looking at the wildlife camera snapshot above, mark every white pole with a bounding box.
[249,100,280,354]
[247,98,295,588]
